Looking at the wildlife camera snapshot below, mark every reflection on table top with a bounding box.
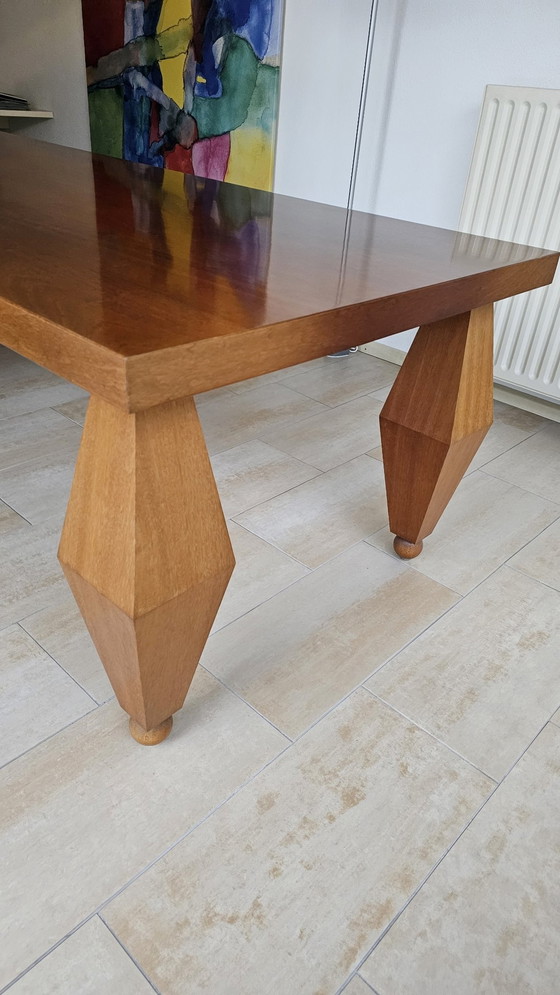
[0,133,557,410]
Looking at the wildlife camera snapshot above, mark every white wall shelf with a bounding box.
[0,109,53,119]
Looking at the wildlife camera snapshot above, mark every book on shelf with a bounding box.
[0,93,30,111]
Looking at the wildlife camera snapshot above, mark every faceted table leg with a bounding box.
[380,305,494,558]
[58,394,235,743]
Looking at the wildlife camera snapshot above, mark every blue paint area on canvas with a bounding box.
[83,0,282,190]
[194,0,273,98]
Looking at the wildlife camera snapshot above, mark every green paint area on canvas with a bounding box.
[88,88,124,159]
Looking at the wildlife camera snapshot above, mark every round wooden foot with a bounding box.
[129,715,173,745]
[393,536,424,559]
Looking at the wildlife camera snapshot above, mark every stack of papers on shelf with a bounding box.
[0,93,30,111]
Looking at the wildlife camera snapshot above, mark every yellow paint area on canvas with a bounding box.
[157,0,192,32]
[156,0,191,105]
[159,54,186,107]
[226,128,274,191]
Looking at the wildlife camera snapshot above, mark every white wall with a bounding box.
[354,0,560,349]
[0,0,90,150]
[274,0,372,207]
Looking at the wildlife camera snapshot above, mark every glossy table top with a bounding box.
[0,133,557,410]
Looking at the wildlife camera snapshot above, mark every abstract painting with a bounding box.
[81,0,283,190]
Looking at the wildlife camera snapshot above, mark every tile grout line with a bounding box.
[199,664,293,744]
[200,390,333,457]
[471,426,552,476]
[230,453,384,539]
[339,974,379,995]
[278,376,396,408]
[0,738,294,994]
[479,457,559,502]
[16,622,100,708]
[263,575,465,747]
[361,686,498,785]
[0,700,106,774]
[218,461,325,517]
[49,405,87,427]
[362,551,545,694]
[204,546,463,748]
[98,916,162,994]
[506,562,560,596]
[225,354,392,399]
[345,713,555,986]
[210,534,390,638]
[0,493,33,526]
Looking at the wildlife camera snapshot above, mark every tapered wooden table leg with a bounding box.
[380,305,494,558]
[58,395,235,743]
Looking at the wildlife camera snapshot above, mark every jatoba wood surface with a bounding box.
[380,306,495,546]
[0,133,557,411]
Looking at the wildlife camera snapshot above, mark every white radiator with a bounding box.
[460,84,560,402]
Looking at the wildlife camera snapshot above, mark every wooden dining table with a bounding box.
[0,133,557,745]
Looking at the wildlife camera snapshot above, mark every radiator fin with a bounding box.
[460,85,560,401]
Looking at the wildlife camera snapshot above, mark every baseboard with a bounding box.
[493,384,560,423]
[359,343,560,423]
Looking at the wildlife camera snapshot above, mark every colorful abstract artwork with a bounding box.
[81,0,283,190]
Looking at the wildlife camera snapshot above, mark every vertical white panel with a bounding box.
[274,0,373,207]
[460,85,560,402]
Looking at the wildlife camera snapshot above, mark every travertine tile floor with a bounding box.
[1,344,560,994]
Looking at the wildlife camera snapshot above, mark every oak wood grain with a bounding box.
[58,394,235,733]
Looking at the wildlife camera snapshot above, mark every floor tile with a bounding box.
[235,455,389,568]
[367,566,560,780]
[468,399,547,472]
[103,690,492,995]
[259,394,383,471]
[482,422,560,502]
[492,399,547,431]
[0,498,26,533]
[193,385,235,405]
[343,977,377,995]
[0,381,86,423]
[211,440,320,518]
[196,383,326,455]
[365,445,383,461]
[0,408,81,472]
[468,417,547,473]
[0,517,68,628]
[0,451,76,524]
[361,723,560,995]
[8,916,155,995]
[282,355,397,407]
[367,471,559,595]
[508,516,560,592]
[0,347,86,421]
[370,383,393,403]
[212,522,309,633]
[21,597,113,704]
[0,671,287,988]
[203,543,458,738]
[227,356,333,395]
[0,625,95,768]
[53,398,89,426]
